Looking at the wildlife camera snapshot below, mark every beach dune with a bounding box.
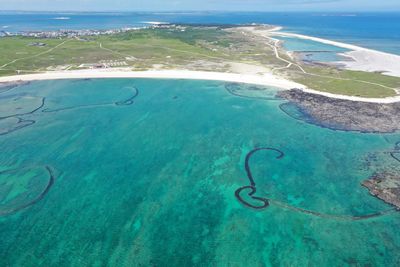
[269,31,400,78]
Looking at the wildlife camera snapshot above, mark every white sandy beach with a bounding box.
[1,68,400,103]
[268,31,400,78]
[0,69,304,89]
[1,25,399,103]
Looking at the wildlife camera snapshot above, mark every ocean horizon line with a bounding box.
[1,10,400,14]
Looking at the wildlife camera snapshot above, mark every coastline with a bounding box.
[269,31,400,78]
[0,69,304,89]
[278,89,400,133]
[1,68,400,103]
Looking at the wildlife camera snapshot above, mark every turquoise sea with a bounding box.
[1,79,400,266]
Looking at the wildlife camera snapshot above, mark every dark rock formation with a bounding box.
[362,172,400,209]
[277,89,400,133]
[278,89,400,208]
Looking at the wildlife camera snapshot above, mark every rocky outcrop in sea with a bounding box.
[277,89,400,133]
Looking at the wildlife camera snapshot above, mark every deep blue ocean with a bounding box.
[0,11,400,55]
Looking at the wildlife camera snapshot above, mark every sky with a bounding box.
[0,0,399,12]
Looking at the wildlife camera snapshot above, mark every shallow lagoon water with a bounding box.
[274,36,350,62]
[0,79,399,266]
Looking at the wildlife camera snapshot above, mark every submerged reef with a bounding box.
[0,166,55,216]
[0,81,140,215]
[277,89,400,133]
[225,83,280,101]
[362,172,400,209]
[278,89,400,208]
[41,86,138,113]
[362,141,400,209]
[0,81,139,136]
[0,117,35,136]
[235,147,396,220]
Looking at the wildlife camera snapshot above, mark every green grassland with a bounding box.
[285,66,400,98]
[0,26,399,98]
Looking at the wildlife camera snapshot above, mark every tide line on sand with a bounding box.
[1,69,400,103]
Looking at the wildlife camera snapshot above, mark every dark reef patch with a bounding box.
[362,141,400,209]
[276,89,400,208]
[235,147,396,220]
[115,86,139,106]
[0,166,55,216]
[225,83,281,101]
[277,89,400,133]
[390,151,400,163]
[0,94,45,136]
[0,96,45,119]
[363,172,400,209]
[0,84,139,136]
[0,117,35,136]
[279,102,317,124]
[42,86,139,112]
